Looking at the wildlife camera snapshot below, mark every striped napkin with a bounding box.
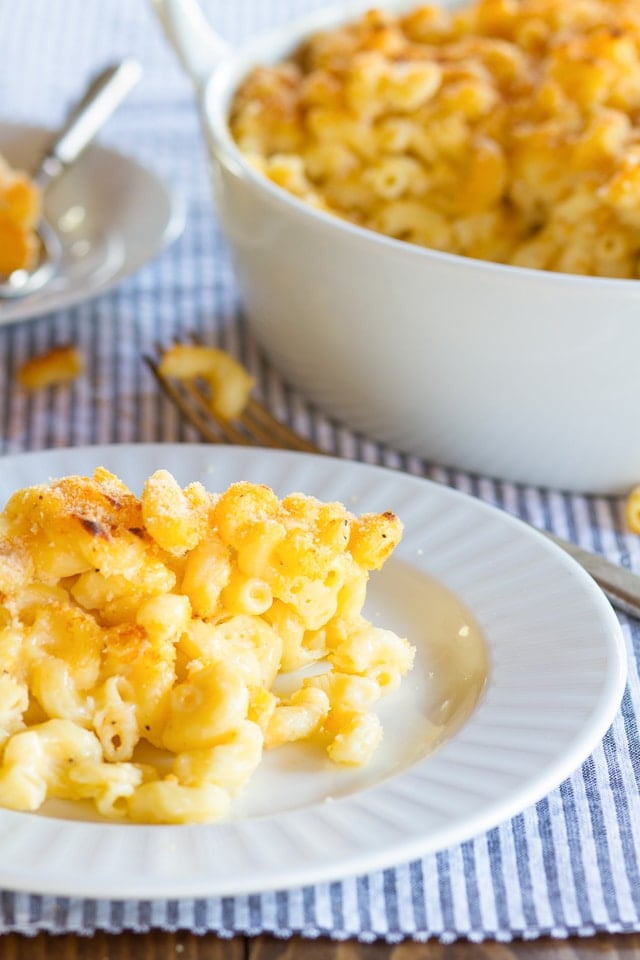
[0,0,639,942]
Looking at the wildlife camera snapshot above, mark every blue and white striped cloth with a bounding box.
[0,0,639,942]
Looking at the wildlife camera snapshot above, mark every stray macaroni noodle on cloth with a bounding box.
[0,467,414,824]
[231,0,640,278]
[0,154,40,276]
[17,345,84,391]
[626,484,640,534]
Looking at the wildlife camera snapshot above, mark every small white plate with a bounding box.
[0,124,185,324]
[0,444,627,899]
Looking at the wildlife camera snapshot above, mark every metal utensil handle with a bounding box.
[543,530,640,619]
[35,59,142,187]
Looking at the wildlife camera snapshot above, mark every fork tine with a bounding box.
[186,333,322,452]
[145,355,225,444]
[147,346,325,455]
[179,379,254,446]
[242,398,322,454]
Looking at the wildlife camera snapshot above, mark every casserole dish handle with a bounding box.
[150,0,230,91]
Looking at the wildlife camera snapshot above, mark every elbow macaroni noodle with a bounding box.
[0,467,414,823]
[0,153,41,276]
[158,344,255,421]
[230,0,640,278]
[18,344,84,391]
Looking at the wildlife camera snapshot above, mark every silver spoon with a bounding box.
[0,59,142,300]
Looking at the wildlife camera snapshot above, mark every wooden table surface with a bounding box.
[1,931,640,958]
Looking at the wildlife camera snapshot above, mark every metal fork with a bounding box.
[145,350,640,620]
[145,350,321,454]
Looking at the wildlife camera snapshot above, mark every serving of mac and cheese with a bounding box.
[230,0,640,278]
[0,467,414,823]
[0,154,40,276]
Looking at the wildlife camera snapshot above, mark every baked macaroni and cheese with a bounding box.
[0,468,414,823]
[0,154,40,276]
[230,0,640,278]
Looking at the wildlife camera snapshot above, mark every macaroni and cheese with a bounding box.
[230,0,640,278]
[0,154,40,276]
[0,468,414,823]
[626,484,640,533]
[18,344,84,391]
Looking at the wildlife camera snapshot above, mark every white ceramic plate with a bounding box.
[0,444,627,899]
[0,124,185,324]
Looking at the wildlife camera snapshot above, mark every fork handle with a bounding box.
[543,530,640,619]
